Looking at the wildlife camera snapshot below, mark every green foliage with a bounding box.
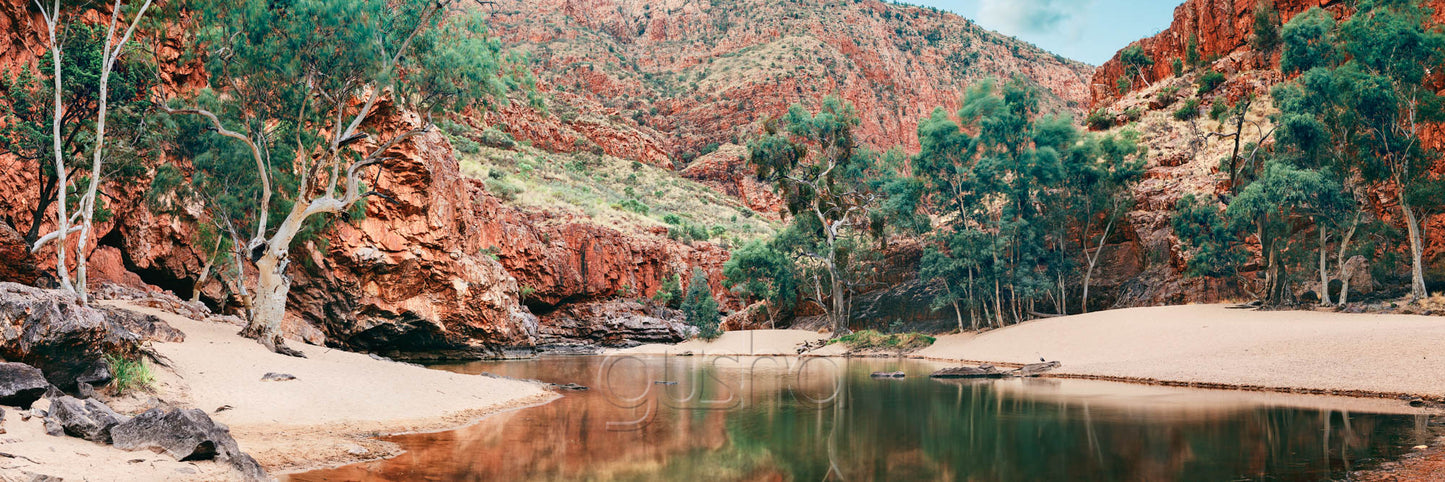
[478,127,516,149]
[828,330,935,351]
[654,273,684,309]
[1197,70,1226,94]
[1272,0,1445,299]
[1,23,158,242]
[1185,35,1201,68]
[613,198,650,215]
[1156,86,1181,107]
[172,0,527,253]
[1172,58,1184,77]
[1173,98,1202,120]
[1209,101,1230,122]
[722,241,797,316]
[680,268,721,340]
[519,285,536,300]
[1085,109,1113,130]
[485,176,524,201]
[1120,44,1154,84]
[1250,0,1282,53]
[912,78,1146,326]
[104,353,153,395]
[1280,7,1339,74]
[1171,194,1243,278]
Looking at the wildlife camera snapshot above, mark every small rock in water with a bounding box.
[653,380,678,385]
[553,383,589,391]
[870,371,905,378]
[260,373,296,382]
[675,351,693,357]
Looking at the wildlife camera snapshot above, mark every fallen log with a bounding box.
[929,364,1005,379]
[1007,361,1061,377]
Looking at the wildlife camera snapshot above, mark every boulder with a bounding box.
[111,408,267,481]
[45,395,127,443]
[98,305,186,343]
[0,362,49,408]
[0,283,130,390]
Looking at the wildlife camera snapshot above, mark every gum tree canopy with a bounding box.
[165,0,527,355]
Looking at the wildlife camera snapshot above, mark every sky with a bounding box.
[906,0,1186,65]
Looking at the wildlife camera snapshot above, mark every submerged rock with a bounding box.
[111,408,267,481]
[0,362,50,408]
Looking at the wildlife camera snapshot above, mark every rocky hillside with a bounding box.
[480,0,1093,162]
[1083,0,1445,308]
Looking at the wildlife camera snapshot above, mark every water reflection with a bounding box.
[291,356,1434,481]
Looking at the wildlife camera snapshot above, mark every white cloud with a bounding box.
[976,0,1095,39]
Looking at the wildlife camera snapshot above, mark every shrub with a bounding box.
[485,177,524,201]
[519,285,536,300]
[654,273,684,308]
[680,268,721,340]
[1174,98,1202,121]
[1156,86,1181,107]
[478,127,516,149]
[105,353,153,395]
[1123,107,1144,122]
[451,135,481,154]
[1197,70,1226,94]
[829,330,936,352]
[1209,101,1231,122]
[1172,58,1184,76]
[614,198,650,215]
[1085,109,1113,130]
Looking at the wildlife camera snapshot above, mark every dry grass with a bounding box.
[457,142,778,245]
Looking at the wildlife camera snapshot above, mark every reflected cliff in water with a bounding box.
[291,356,1434,481]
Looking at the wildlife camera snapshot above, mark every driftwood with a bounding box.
[929,361,1061,379]
[929,364,1004,379]
[869,371,905,378]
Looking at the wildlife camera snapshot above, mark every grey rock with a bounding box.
[0,362,49,408]
[111,408,267,481]
[45,395,127,443]
[260,372,296,382]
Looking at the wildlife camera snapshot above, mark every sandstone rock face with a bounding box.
[485,0,1092,160]
[111,407,268,481]
[0,222,36,285]
[679,144,784,219]
[534,299,690,352]
[1091,0,1445,107]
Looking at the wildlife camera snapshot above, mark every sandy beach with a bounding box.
[628,304,1445,400]
[1,302,555,480]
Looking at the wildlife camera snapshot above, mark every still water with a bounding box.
[292,355,1434,481]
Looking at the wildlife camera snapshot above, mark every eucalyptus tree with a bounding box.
[164,0,525,355]
[749,96,878,336]
[12,0,155,302]
[1224,162,1349,305]
[722,240,797,328]
[1277,1,1445,300]
[1060,130,1145,313]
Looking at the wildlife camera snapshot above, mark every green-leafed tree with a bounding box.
[749,96,878,336]
[1250,0,1282,53]
[1119,44,1155,91]
[722,241,797,328]
[681,268,721,340]
[163,0,530,355]
[1276,0,1445,300]
[1225,162,1350,305]
[1172,194,1246,280]
[2,1,160,302]
[1059,130,1146,312]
